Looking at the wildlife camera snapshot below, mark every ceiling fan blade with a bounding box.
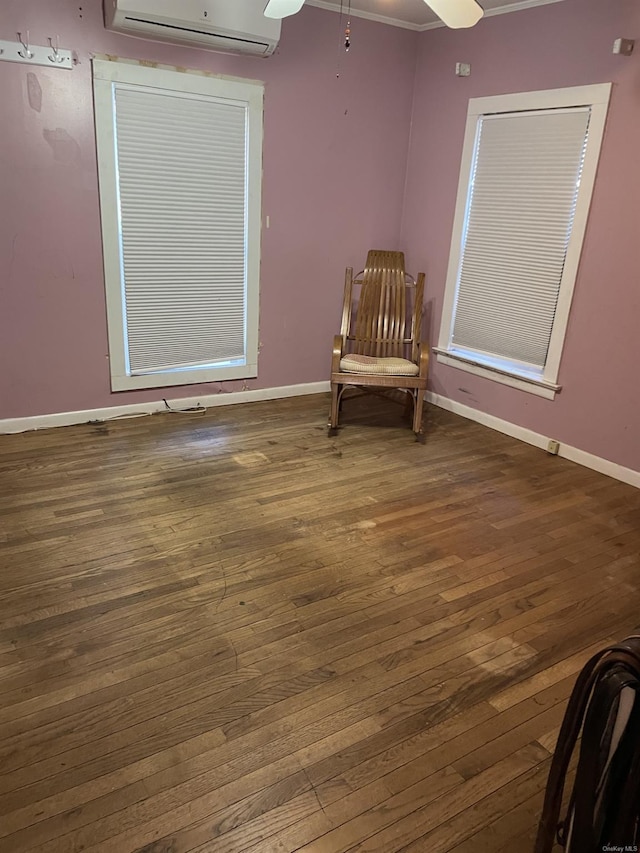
[423,0,484,28]
[264,0,306,19]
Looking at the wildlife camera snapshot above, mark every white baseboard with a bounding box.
[427,391,640,490]
[3,384,637,489]
[0,381,331,435]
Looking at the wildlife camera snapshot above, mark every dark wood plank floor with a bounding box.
[1,393,639,853]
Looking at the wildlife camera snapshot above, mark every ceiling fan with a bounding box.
[264,0,484,29]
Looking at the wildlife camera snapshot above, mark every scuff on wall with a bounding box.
[43,127,82,164]
[26,72,42,111]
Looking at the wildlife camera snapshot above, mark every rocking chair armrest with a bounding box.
[417,341,430,378]
[332,335,344,372]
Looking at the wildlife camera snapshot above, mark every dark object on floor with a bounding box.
[535,635,640,853]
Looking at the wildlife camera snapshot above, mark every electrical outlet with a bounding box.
[455,62,471,77]
[547,439,560,455]
[613,38,634,56]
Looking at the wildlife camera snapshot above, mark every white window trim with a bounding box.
[437,83,611,399]
[93,58,264,391]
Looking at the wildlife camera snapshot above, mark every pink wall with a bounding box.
[0,1,417,418]
[2,0,638,475]
[401,0,640,472]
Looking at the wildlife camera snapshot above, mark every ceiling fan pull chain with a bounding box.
[344,0,351,51]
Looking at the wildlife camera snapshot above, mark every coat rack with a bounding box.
[0,32,73,70]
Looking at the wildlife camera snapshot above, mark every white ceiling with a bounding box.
[306,0,566,30]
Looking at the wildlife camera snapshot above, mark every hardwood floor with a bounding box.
[0,392,639,853]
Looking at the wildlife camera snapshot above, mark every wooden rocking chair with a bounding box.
[329,250,428,439]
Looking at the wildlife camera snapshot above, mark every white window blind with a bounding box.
[93,60,263,392]
[115,86,248,375]
[451,108,590,369]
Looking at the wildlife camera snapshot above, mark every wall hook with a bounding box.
[48,36,63,63]
[1,33,73,69]
[17,31,33,60]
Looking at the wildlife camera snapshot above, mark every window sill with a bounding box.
[434,349,560,400]
[111,362,257,392]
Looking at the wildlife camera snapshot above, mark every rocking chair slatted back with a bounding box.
[342,250,422,360]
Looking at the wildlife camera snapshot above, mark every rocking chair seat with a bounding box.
[339,354,420,376]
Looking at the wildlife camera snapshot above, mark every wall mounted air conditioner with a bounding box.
[104,0,281,57]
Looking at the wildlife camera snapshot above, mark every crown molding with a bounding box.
[305,1,423,31]
[306,0,565,32]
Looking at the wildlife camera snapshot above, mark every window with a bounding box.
[93,59,263,391]
[436,84,611,399]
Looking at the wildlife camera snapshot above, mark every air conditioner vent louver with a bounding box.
[123,17,271,51]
